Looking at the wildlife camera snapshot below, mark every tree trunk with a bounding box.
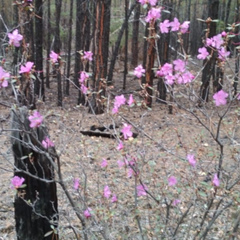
[46,0,51,89]
[17,1,35,109]
[65,0,74,96]
[200,0,219,102]
[11,107,58,240]
[107,3,136,85]
[145,21,156,108]
[34,0,44,100]
[131,3,140,67]
[123,0,129,90]
[225,0,232,25]
[157,1,171,103]
[54,0,62,107]
[89,0,111,114]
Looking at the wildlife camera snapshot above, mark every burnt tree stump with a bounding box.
[11,106,58,240]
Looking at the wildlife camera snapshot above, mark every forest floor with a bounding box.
[0,59,240,239]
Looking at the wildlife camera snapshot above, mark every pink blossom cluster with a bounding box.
[134,64,145,78]
[137,184,148,196]
[213,90,228,106]
[145,7,161,22]
[83,51,93,61]
[117,155,138,178]
[28,111,43,128]
[138,0,157,6]
[11,176,25,189]
[42,136,54,149]
[156,59,194,85]
[104,185,117,203]
[0,66,10,88]
[79,71,89,94]
[49,51,59,64]
[8,29,23,47]
[112,94,134,114]
[19,62,34,74]
[160,18,190,34]
[197,32,230,61]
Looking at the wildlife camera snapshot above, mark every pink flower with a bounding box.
[79,71,89,83]
[180,21,190,34]
[83,51,93,61]
[173,59,185,72]
[212,174,220,187]
[104,185,111,199]
[187,154,196,167]
[168,176,177,186]
[197,47,209,60]
[8,29,23,47]
[212,34,223,49]
[73,178,79,190]
[84,208,92,218]
[0,66,10,88]
[137,184,148,196]
[138,0,157,6]
[160,19,170,33]
[112,107,119,114]
[237,94,240,100]
[117,141,124,150]
[111,194,118,203]
[145,7,161,22]
[181,71,194,84]
[11,176,25,189]
[49,51,59,63]
[134,64,145,78]
[121,124,133,139]
[114,95,126,108]
[172,199,181,206]
[218,47,230,60]
[213,90,228,106]
[42,137,54,149]
[128,94,134,106]
[81,84,88,94]
[28,111,43,128]
[101,158,108,168]
[170,18,180,31]
[157,63,173,77]
[165,74,175,85]
[19,61,34,74]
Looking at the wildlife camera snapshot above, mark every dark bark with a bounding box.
[107,3,136,85]
[11,107,58,240]
[65,0,74,96]
[225,0,232,25]
[142,22,149,84]
[123,0,129,90]
[89,0,111,114]
[34,0,44,100]
[131,3,140,67]
[145,21,156,107]
[54,0,62,107]
[46,0,51,89]
[17,1,35,109]
[200,0,219,102]
[157,1,171,103]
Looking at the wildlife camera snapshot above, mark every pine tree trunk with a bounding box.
[123,0,129,90]
[107,3,136,85]
[35,0,44,100]
[89,0,111,114]
[200,0,219,102]
[46,0,51,89]
[66,0,73,96]
[131,4,140,68]
[54,0,62,107]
